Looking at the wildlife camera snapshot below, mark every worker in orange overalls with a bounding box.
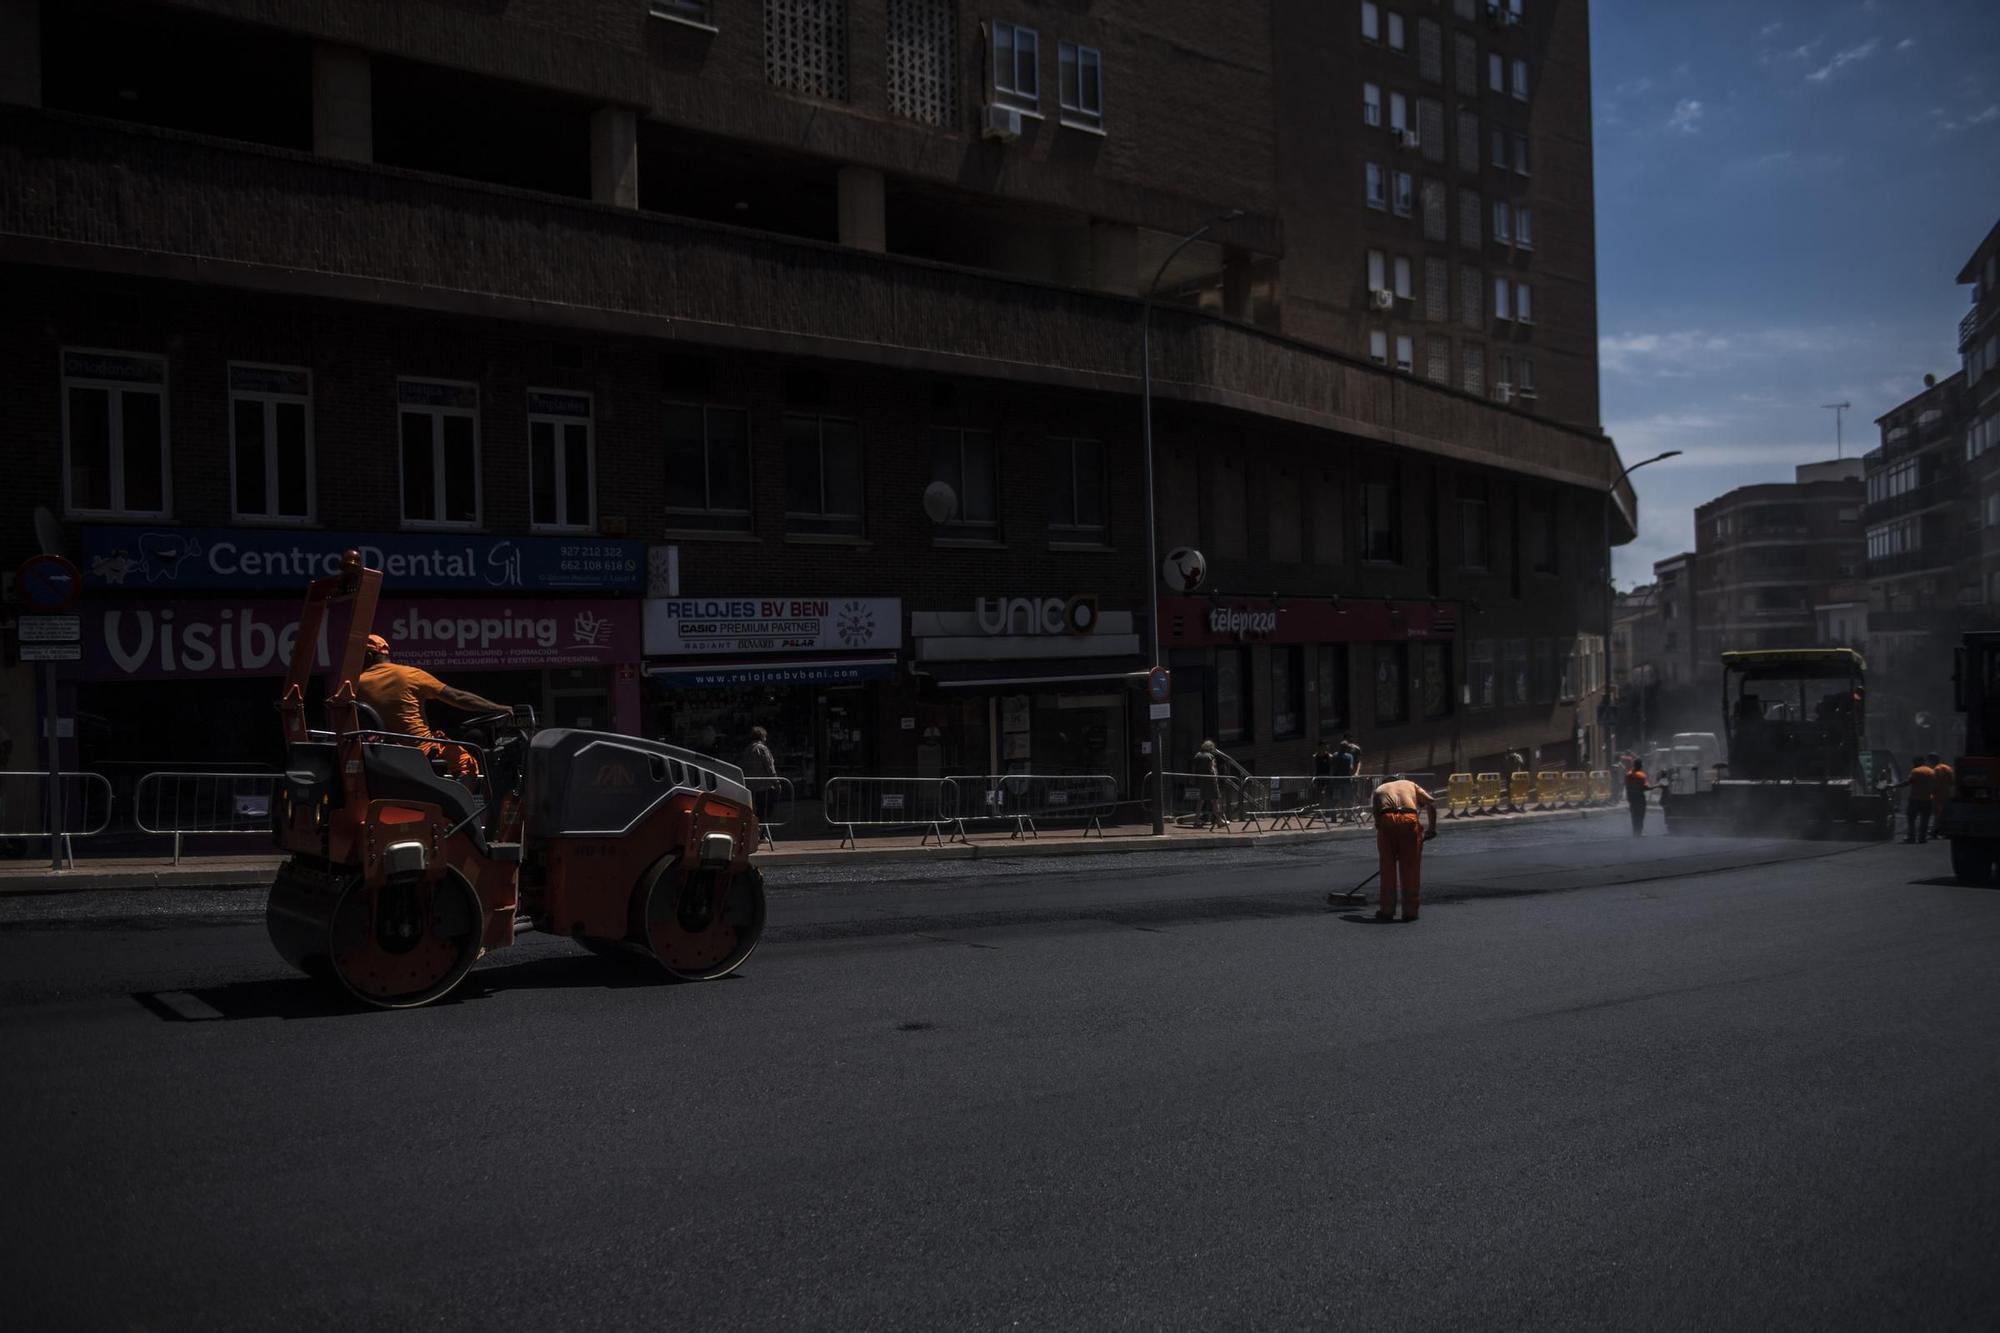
[1371,775,1438,923]
[1624,760,1656,837]
[1894,757,1937,844]
[356,633,509,779]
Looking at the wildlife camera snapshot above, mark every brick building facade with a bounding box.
[0,0,1626,801]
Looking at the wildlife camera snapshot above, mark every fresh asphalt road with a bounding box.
[3,819,1997,1331]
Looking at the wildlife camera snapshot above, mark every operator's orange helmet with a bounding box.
[365,633,390,656]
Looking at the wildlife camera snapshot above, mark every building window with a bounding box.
[664,405,753,531]
[1455,32,1478,93]
[1460,478,1489,569]
[1395,334,1415,374]
[1387,11,1405,50]
[1424,333,1451,384]
[1454,0,1476,19]
[1459,188,1482,247]
[1319,645,1350,733]
[1422,178,1447,240]
[766,0,850,101]
[1497,353,1514,396]
[1519,357,1536,398]
[1506,638,1530,706]
[1530,488,1559,573]
[1368,248,1388,294]
[1058,39,1102,128]
[1491,128,1507,169]
[1419,97,1446,163]
[784,414,865,536]
[1460,343,1484,395]
[1421,641,1452,719]
[527,389,594,531]
[1493,200,1512,245]
[228,363,311,522]
[1389,91,1408,131]
[1513,133,1531,174]
[1048,437,1107,540]
[930,426,997,538]
[1419,17,1443,82]
[1516,282,1534,323]
[1375,643,1409,725]
[1468,640,1496,708]
[1361,1,1380,41]
[62,349,168,518]
[1394,254,1413,299]
[1360,462,1400,563]
[1424,256,1450,322]
[991,19,1038,110]
[1516,207,1534,249]
[397,378,479,528]
[1457,109,1481,173]
[652,0,712,22]
[1364,82,1382,126]
[1488,51,1503,92]
[1216,647,1250,742]
[1272,647,1304,738]
[1393,170,1414,216]
[1366,161,1386,209]
[1369,329,1389,365]
[887,0,957,126]
[1459,264,1483,326]
[1494,276,1512,321]
[1511,57,1529,100]
[1559,640,1579,702]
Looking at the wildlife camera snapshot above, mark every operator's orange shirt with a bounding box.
[357,662,447,740]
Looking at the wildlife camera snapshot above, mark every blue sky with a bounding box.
[1592,0,2000,586]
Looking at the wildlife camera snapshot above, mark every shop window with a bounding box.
[930,427,997,538]
[398,378,480,528]
[1530,488,1559,573]
[1359,461,1401,563]
[784,413,866,536]
[1456,480,1488,571]
[1048,437,1107,541]
[1318,644,1350,733]
[62,349,168,518]
[1375,643,1409,726]
[1504,638,1530,706]
[1271,647,1304,738]
[1210,455,1249,559]
[228,362,311,523]
[1215,647,1250,742]
[1420,641,1452,719]
[665,405,752,532]
[1468,639,1496,708]
[1312,473,1343,565]
[1532,636,1555,704]
[528,389,594,531]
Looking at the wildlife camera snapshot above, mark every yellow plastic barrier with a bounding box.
[1587,770,1614,805]
[1535,770,1566,808]
[1444,772,1476,817]
[1508,771,1533,811]
[1562,771,1589,806]
[1474,771,1504,812]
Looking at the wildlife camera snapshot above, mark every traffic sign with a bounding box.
[16,554,82,612]
[19,614,81,643]
[21,642,83,662]
[1147,666,1171,703]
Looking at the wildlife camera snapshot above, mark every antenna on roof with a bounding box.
[1819,401,1852,459]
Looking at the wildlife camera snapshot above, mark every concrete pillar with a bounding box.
[312,44,372,163]
[1089,220,1138,296]
[837,165,886,253]
[1222,247,1253,321]
[0,0,41,107]
[590,106,638,208]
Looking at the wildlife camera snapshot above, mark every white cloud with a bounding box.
[1971,105,2000,125]
[1895,37,1916,52]
[1806,38,1880,83]
[1600,330,1733,378]
[1614,75,1655,97]
[1759,21,1784,38]
[1667,98,1705,133]
[1939,104,2000,132]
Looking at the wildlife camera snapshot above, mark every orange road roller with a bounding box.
[265,551,765,1008]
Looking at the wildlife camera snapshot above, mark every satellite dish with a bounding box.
[1163,546,1208,593]
[34,505,68,559]
[922,480,958,525]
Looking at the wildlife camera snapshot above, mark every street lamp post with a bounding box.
[1602,449,1681,762]
[1141,210,1241,835]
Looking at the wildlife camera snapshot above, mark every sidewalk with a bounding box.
[0,804,1620,894]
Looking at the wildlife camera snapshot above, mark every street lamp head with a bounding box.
[1656,450,1683,461]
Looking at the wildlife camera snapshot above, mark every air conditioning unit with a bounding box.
[1495,381,1515,402]
[1371,288,1396,310]
[981,103,1023,143]
[1396,129,1421,149]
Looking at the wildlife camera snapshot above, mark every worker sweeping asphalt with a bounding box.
[1328,774,1438,921]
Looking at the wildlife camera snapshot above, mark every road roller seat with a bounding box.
[360,741,489,853]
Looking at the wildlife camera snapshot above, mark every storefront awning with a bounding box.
[646,657,899,689]
[911,658,1150,690]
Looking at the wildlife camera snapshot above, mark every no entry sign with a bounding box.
[16,554,82,613]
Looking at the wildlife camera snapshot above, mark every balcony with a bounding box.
[0,105,1633,524]
[1964,306,1986,353]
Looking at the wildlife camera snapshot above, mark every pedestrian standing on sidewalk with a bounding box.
[1894,757,1937,844]
[740,725,777,823]
[1371,774,1438,922]
[1624,760,1656,836]
[1312,738,1335,810]
[1195,740,1225,829]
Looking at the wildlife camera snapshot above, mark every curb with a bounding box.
[0,806,1624,894]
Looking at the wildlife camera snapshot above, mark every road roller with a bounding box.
[265,551,765,1008]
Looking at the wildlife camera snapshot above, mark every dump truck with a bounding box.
[1659,648,1895,839]
[265,551,765,1008]
[1940,630,2000,883]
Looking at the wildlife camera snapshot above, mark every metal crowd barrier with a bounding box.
[1145,771,1241,829]
[822,776,965,848]
[744,776,795,849]
[133,771,283,865]
[0,771,116,868]
[955,773,1120,838]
